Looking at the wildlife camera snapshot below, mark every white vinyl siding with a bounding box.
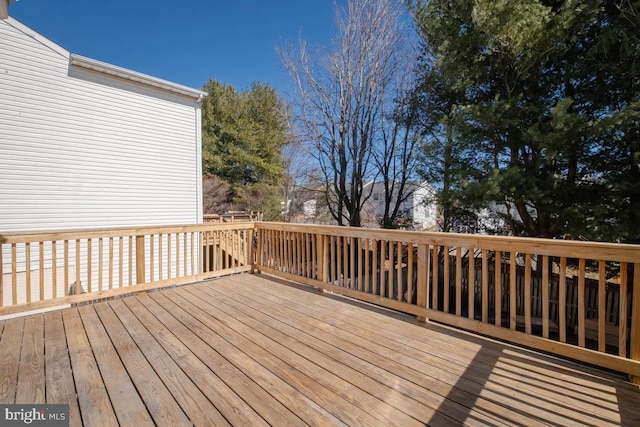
[0,18,202,232]
[0,18,203,303]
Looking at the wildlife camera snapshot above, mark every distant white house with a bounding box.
[0,16,206,304]
[362,181,438,230]
[303,200,317,220]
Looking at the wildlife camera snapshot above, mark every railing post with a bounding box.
[136,235,145,284]
[416,243,429,322]
[631,263,640,384]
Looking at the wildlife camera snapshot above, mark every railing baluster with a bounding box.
[257,229,264,269]
[495,251,501,326]
[119,236,124,287]
[525,254,532,334]
[98,238,103,292]
[416,243,428,322]
[11,243,17,304]
[136,235,145,284]
[432,245,438,310]
[364,239,370,293]
[294,232,299,274]
[379,240,386,297]
[386,240,392,298]
[291,231,295,273]
[64,240,69,297]
[578,258,586,347]
[456,247,462,316]
[407,243,414,304]
[396,242,402,302]
[510,251,516,330]
[230,230,235,270]
[150,235,155,282]
[306,233,312,279]
[87,238,92,293]
[190,232,195,275]
[109,237,114,290]
[322,234,329,284]
[482,249,488,323]
[176,232,180,278]
[26,242,31,303]
[38,241,44,301]
[348,237,354,289]
[127,235,133,286]
[294,231,298,274]
[204,231,209,273]
[213,230,219,271]
[620,263,628,357]
[468,247,475,320]
[158,234,164,279]
[279,230,284,271]
[340,235,346,286]
[631,263,640,384]
[52,241,57,299]
[75,239,81,295]
[443,246,450,313]
[184,232,188,274]
[308,233,321,280]
[167,233,172,279]
[598,260,606,352]
[371,239,378,296]
[559,257,567,342]
[542,255,550,339]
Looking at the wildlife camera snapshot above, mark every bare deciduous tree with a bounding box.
[281,0,418,227]
[202,176,232,214]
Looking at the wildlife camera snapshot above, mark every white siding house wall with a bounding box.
[0,18,204,304]
[0,18,203,231]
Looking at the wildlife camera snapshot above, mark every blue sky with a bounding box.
[8,0,341,96]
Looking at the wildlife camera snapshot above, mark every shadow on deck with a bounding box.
[0,274,638,426]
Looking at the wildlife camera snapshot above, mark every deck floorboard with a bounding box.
[0,274,638,426]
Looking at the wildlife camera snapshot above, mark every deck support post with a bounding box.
[416,243,429,322]
[135,235,145,284]
[630,263,640,384]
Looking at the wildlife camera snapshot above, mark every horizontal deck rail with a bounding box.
[252,222,640,382]
[0,223,253,315]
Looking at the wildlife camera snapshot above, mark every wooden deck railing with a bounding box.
[0,223,253,315]
[253,222,640,381]
[2,220,639,381]
[203,211,263,223]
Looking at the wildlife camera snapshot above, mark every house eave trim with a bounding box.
[70,54,207,100]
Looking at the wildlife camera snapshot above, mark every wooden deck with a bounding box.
[0,274,639,426]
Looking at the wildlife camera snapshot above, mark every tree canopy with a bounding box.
[201,80,288,219]
[412,0,640,241]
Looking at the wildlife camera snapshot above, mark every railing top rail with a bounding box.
[0,222,254,244]
[2,220,639,263]
[255,222,640,263]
